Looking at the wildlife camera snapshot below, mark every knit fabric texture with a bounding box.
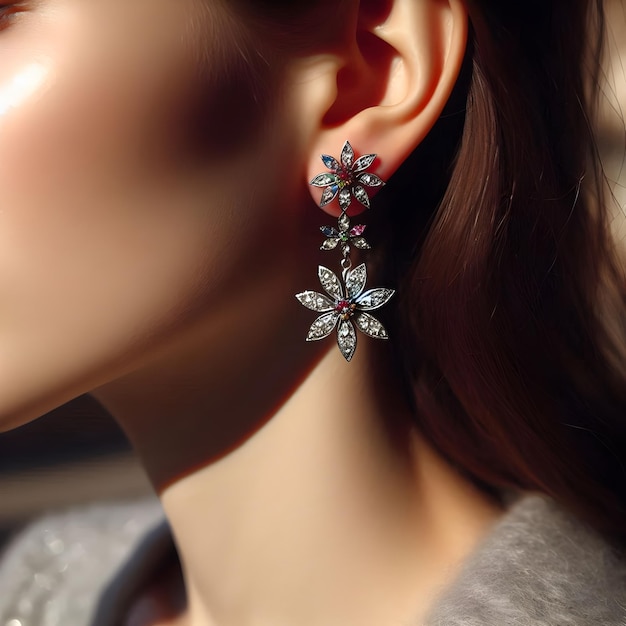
[0,492,624,626]
[422,493,626,625]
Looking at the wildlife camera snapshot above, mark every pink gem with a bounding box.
[335,299,351,312]
[350,225,366,237]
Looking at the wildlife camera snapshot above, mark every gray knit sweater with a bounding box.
[0,492,624,626]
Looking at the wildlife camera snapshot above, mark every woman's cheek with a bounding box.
[0,4,201,418]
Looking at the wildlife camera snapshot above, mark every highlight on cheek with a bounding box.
[0,62,51,117]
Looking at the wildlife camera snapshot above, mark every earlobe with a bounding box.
[301,0,468,216]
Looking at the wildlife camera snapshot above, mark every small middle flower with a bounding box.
[320,211,370,253]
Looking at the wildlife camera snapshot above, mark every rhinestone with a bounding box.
[357,288,395,310]
[353,153,376,172]
[358,172,384,187]
[352,237,371,250]
[337,320,357,361]
[320,238,339,251]
[307,311,339,341]
[353,185,370,208]
[338,187,352,211]
[346,264,367,299]
[340,141,354,168]
[355,312,388,339]
[320,185,339,207]
[321,154,340,170]
[338,212,350,232]
[296,290,334,312]
[318,266,343,299]
[310,173,340,187]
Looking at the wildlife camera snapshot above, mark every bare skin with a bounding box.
[102,343,505,626]
[0,1,506,625]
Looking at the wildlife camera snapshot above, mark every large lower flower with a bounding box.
[296,264,394,361]
[310,141,385,211]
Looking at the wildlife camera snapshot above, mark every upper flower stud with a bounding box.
[310,140,385,211]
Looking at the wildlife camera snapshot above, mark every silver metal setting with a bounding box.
[296,141,394,362]
[309,140,385,211]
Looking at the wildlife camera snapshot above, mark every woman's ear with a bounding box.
[293,0,468,216]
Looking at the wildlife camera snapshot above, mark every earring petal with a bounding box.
[338,187,352,212]
[318,265,343,300]
[311,173,340,187]
[320,185,339,207]
[346,263,367,299]
[354,312,389,339]
[337,319,357,361]
[307,312,340,341]
[321,154,340,171]
[352,185,371,209]
[340,141,354,169]
[358,172,385,188]
[295,291,335,312]
[356,288,395,310]
[353,154,377,172]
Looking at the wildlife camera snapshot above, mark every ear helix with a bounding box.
[295,141,394,362]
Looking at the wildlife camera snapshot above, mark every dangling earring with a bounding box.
[295,141,395,362]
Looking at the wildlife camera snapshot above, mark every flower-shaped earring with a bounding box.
[296,141,394,362]
[320,212,370,254]
[309,141,385,211]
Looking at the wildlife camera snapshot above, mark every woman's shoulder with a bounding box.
[424,492,626,625]
[1,492,625,626]
[0,496,168,626]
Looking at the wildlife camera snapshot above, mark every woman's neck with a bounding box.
[95,322,504,626]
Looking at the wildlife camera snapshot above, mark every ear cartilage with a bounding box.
[296,141,394,362]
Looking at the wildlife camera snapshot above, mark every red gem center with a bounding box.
[335,299,355,318]
[338,170,353,185]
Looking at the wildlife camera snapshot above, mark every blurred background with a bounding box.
[1,0,625,552]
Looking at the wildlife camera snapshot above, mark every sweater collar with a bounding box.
[423,493,626,625]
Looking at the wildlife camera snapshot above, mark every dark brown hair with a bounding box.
[389,0,626,547]
[238,0,626,547]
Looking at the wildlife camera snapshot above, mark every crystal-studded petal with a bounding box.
[296,290,335,312]
[307,311,340,341]
[320,238,340,251]
[320,185,339,207]
[349,224,366,237]
[310,173,340,187]
[354,312,389,339]
[352,237,371,250]
[338,212,351,233]
[346,263,367,299]
[353,154,377,172]
[357,172,385,187]
[352,185,371,209]
[356,287,395,310]
[320,226,339,237]
[337,319,357,361]
[318,265,343,300]
[340,141,354,169]
[338,187,352,211]
[321,154,340,171]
